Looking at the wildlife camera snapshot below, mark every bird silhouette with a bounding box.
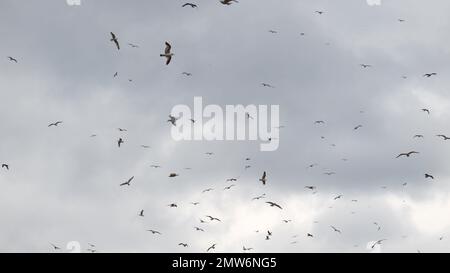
[182,3,198,8]
[259,171,267,185]
[7,56,18,63]
[1,164,9,170]
[48,121,63,127]
[423,73,437,78]
[147,230,162,235]
[330,226,342,233]
[120,176,134,186]
[396,151,419,158]
[266,201,282,209]
[117,138,124,148]
[425,173,434,180]
[110,32,120,50]
[220,0,238,5]
[207,244,216,252]
[160,42,174,65]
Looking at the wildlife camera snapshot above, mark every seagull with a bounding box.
[141,145,151,149]
[307,233,314,238]
[48,121,63,127]
[191,202,200,206]
[268,30,278,34]
[50,243,60,250]
[206,215,221,222]
[315,11,324,15]
[330,226,342,234]
[261,83,275,88]
[259,171,267,185]
[182,72,192,76]
[437,135,450,140]
[220,0,238,5]
[202,188,214,193]
[207,244,216,252]
[334,195,343,200]
[110,32,120,50]
[374,222,381,231]
[266,201,283,209]
[117,138,124,147]
[1,164,9,170]
[147,230,162,235]
[194,227,205,232]
[360,64,372,68]
[113,72,118,77]
[423,73,437,78]
[224,184,236,190]
[182,3,198,8]
[252,194,266,201]
[160,42,174,65]
[150,165,161,168]
[226,178,238,182]
[414,135,424,138]
[169,173,179,178]
[425,173,434,180]
[167,115,179,126]
[314,120,325,124]
[305,186,316,190]
[205,152,214,156]
[120,176,134,186]
[354,125,363,130]
[243,246,253,251]
[283,219,292,223]
[421,108,430,114]
[139,210,144,217]
[7,56,18,63]
[371,239,387,249]
[168,203,178,208]
[179,243,189,247]
[324,172,336,176]
[398,19,405,22]
[118,128,127,132]
[396,151,419,158]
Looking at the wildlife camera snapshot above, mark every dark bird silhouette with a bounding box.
[110,32,120,50]
[168,203,178,208]
[305,186,316,190]
[128,43,139,48]
[169,173,179,178]
[314,120,325,124]
[396,151,419,158]
[1,164,9,170]
[7,56,18,63]
[259,171,267,185]
[243,246,253,251]
[330,226,342,233]
[139,210,144,217]
[206,215,221,222]
[117,138,124,147]
[252,194,266,200]
[307,233,314,238]
[315,10,324,15]
[194,227,205,232]
[160,42,173,65]
[334,195,343,200]
[423,73,437,78]
[179,243,189,247]
[224,184,236,190]
[324,172,336,176]
[220,0,238,5]
[113,72,118,77]
[360,64,372,68]
[120,176,134,186]
[437,135,450,140]
[207,244,216,252]
[147,229,162,235]
[167,115,178,126]
[261,83,275,88]
[182,72,192,76]
[150,165,161,168]
[202,188,214,193]
[118,128,127,132]
[48,121,63,127]
[182,3,198,8]
[371,239,387,249]
[421,108,430,114]
[266,201,282,209]
[414,135,424,138]
[50,243,60,250]
[354,125,363,130]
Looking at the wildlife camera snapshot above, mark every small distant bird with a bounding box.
[139,210,144,217]
[227,178,238,182]
[50,243,60,250]
[265,235,271,240]
[437,135,450,140]
[315,11,324,15]
[324,172,336,176]
[205,152,214,156]
[398,19,405,22]
[182,72,192,76]
[182,3,198,8]
[1,164,9,170]
[396,151,419,158]
[402,182,408,186]
[305,186,316,190]
[117,138,124,147]
[169,173,179,178]
[113,72,118,77]
[120,176,134,186]
[147,230,161,235]
[128,43,139,48]
[167,115,178,126]
[360,64,372,68]
[259,171,267,185]
[7,56,18,63]
[224,184,236,190]
[261,83,275,88]
[307,233,314,238]
[202,188,214,193]
[266,201,282,209]
[268,30,278,34]
[414,135,424,138]
[330,226,342,233]
[207,244,216,252]
[141,145,150,148]
[314,120,325,124]
[425,174,434,180]
[48,121,63,127]
[150,165,161,168]
[220,0,238,5]
[168,203,178,208]
[179,243,189,247]
[191,202,200,205]
[194,227,205,232]
[160,42,174,65]
[283,220,292,223]
[118,128,127,132]
[421,108,430,114]
[334,195,343,200]
[206,215,221,222]
[252,194,266,201]
[243,246,253,251]
[354,125,363,130]
[245,165,251,170]
[423,73,437,78]
[110,32,120,50]
[371,239,386,249]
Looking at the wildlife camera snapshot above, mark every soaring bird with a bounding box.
[7,56,18,63]
[117,138,124,147]
[334,195,343,200]
[179,243,189,247]
[139,210,144,217]
[118,128,127,132]
[147,230,162,235]
[371,239,387,249]
[110,32,120,50]
[330,226,342,233]
[150,165,162,168]
[182,72,192,76]
[194,227,205,232]
[182,3,198,8]
[266,201,282,209]
[314,120,325,124]
[437,135,450,140]
[226,178,238,182]
[261,83,275,88]
[243,246,253,251]
[259,171,267,185]
[268,30,278,34]
[396,151,419,158]
[354,125,363,130]
[167,115,178,126]
[1,164,9,170]
[421,108,430,114]
[252,194,266,201]
[128,43,139,48]
[50,243,60,250]
[120,176,134,186]
[160,42,174,65]
[307,233,314,238]
[425,173,435,180]
[224,184,236,190]
[191,202,200,205]
[48,121,63,127]
[202,188,214,193]
[305,186,316,190]
[206,215,221,222]
[360,64,372,68]
[315,10,324,15]
[220,0,238,5]
[168,203,178,208]
[414,135,424,138]
[324,172,336,176]
[169,173,179,178]
[207,244,216,252]
[423,73,437,78]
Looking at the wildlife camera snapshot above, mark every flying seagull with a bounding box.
[206,215,221,222]
[7,56,18,63]
[167,115,179,126]
[117,138,124,148]
[425,173,435,180]
[179,243,189,247]
[110,32,120,50]
[182,3,198,8]
[128,43,139,48]
[421,108,430,114]
[182,72,192,76]
[330,226,342,234]
[50,243,60,250]
[169,173,179,178]
[252,194,266,201]
[2,164,9,170]
[437,135,450,140]
[266,201,282,209]
[360,64,372,68]
[139,210,144,217]
[396,151,419,158]
[261,83,275,88]
[371,239,387,249]
[220,0,238,5]
[48,121,63,127]
[423,73,437,78]
[147,230,162,235]
[315,11,324,15]
[334,195,343,200]
[120,176,134,186]
[207,244,216,252]
[259,171,267,185]
[414,135,424,138]
[243,246,253,251]
[354,125,363,130]
[160,42,174,65]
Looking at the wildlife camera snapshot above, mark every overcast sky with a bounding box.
[2,0,450,253]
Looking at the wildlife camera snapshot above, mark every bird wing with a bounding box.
[166,55,172,65]
[165,42,172,54]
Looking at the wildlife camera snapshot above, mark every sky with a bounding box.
[1,0,450,253]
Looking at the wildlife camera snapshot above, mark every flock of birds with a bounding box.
[1,1,449,253]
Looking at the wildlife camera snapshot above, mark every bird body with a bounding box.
[259,171,267,185]
[160,42,174,65]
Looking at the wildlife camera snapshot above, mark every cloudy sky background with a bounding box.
[2,0,450,252]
